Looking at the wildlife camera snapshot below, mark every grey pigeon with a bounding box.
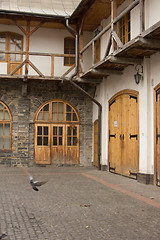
[30,176,48,191]
[0,234,7,239]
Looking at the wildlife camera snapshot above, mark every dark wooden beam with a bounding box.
[108,56,143,65]
[138,37,160,50]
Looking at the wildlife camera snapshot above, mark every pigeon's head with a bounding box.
[29,175,33,182]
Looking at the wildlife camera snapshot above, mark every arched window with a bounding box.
[64,37,75,66]
[0,101,12,150]
[35,100,80,123]
[0,32,23,74]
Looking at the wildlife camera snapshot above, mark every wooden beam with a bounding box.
[88,68,123,76]
[61,64,75,77]
[25,20,30,75]
[108,56,143,65]
[29,20,46,36]
[103,32,112,59]
[112,31,123,48]
[140,0,145,33]
[28,60,45,78]
[9,59,28,76]
[113,0,140,25]
[111,0,117,51]
[139,37,160,50]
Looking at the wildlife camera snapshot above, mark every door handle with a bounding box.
[120,134,124,140]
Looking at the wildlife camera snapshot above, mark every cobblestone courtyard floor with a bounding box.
[0,166,160,240]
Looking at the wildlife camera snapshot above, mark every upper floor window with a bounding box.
[0,32,23,74]
[119,12,130,44]
[64,37,75,66]
[0,101,12,150]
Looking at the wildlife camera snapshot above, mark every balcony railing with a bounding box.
[0,50,75,79]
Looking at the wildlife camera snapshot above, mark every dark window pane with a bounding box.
[59,137,62,146]
[73,137,77,146]
[37,136,42,145]
[73,127,77,136]
[67,137,71,146]
[66,113,71,121]
[59,127,63,135]
[38,126,42,135]
[44,127,48,135]
[73,113,77,121]
[43,137,48,146]
[53,127,57,135]
[70,57,75,65]
[43,104,49,111]
[53,137,57,146]
[64,57,69,65]
[66,105,71,112]
[67,127,71,135]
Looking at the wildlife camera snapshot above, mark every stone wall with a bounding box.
[0,79,94,166]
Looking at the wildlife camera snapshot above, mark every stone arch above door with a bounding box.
[34,99,80,165]
[108,89,139,178]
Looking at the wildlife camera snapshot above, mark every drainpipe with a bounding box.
[65,18,102,170]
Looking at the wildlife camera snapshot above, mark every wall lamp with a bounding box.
[134,64,143,84]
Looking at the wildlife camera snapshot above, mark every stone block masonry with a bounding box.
[0,79,94,166]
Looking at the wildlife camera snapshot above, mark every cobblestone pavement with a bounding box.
[0,166,160,240]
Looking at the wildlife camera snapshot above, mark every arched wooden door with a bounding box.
[93,120,98,167]
[34,100,80,165]
[108,90,139,178]
[155,86,160,185]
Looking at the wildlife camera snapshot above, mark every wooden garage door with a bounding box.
[108,90,139,178]
[93,120,98,167]
[34,100,80,165]
[155,89,160,186]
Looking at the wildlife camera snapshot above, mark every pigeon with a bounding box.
[0,234,7,239]
[29,176,48,191]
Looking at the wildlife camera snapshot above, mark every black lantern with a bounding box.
[134,64,143,84]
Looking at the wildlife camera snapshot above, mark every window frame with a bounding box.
[64,37,75,66]
[0,101,12,151]
[119,12,130,45]
[0,32,23,63]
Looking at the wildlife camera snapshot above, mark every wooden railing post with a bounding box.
[25,20,30,76]
[140,0,145,33]
[111,0,117,51]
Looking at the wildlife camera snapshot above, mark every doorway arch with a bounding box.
[108,90,139,178]
[34,99,80,165]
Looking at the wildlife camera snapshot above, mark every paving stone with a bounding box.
[0,166,160,239]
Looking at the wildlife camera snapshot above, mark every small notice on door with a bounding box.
[114,121,118,127]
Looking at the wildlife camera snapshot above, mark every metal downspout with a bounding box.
[65,19,102,170]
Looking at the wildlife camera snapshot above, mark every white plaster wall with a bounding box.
[145,0,160,30]
[92,54,160,174]
[0,24,92,77]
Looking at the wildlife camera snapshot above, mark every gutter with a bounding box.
[65,18,102,170]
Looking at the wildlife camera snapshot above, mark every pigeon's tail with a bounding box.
[0,233,7,239]
[33,186,39,191]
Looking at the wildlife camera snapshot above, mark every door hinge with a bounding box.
[130,95,137,102]
[156,128,160,144]
[109,130,116,141]
[109,99,116,110]
[129,171,137,179]
[109,162,116,172]
[129,134,138,140]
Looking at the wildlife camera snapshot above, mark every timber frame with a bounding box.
[0,0,160,83]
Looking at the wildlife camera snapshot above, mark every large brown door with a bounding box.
[109,91,139,178]
[155,89,160,185]
[34,100,80,165]
[93,120,98,167]
[35,124,51,164]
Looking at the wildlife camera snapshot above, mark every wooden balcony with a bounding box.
[79,0,160,80]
